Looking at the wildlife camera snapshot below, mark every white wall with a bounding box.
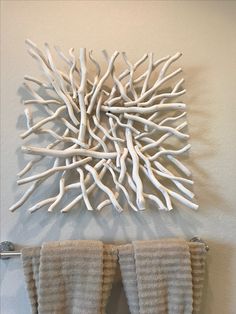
[1,1,236,313]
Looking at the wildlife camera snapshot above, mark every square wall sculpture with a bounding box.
[10,40,198,213]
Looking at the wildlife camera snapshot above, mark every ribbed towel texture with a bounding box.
[22,239,206,314]
[22,241,117,314]
[119,239,207,314]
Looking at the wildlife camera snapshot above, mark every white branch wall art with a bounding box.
[10,40,198,213]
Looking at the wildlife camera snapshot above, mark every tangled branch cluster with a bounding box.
[10,40,198,213]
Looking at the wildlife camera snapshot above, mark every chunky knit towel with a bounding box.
[189,242,207,314]
[21,247,41,314]
[22,239,206,314]
[21,241,117,314]
[118,244,140,314]
[119,239,207,314]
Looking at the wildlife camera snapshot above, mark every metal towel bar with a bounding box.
[0,237,209,260]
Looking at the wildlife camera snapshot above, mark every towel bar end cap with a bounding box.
[190,236,209,252]
[0,241,15,259]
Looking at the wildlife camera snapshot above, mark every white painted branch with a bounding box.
[85,164,123,212]
[23,82,79,134]
[68,48,77,99]
[105,51,131,104]
[36,128,88,148]
[134,147,173,210]
[106,113,140,135]
[24,75,52,89]
[28,197,57,213]
[92,115,124,143]
[61,165,107,212]
[138,90,186,107]
[135,128,157,140]
[109,117,121,167]
[89,50,101,78]
[150,163,193,185]
[64,158,106,191]
[101,103,186,114]
[87,120,108,152]
[160,78,185,105]
[153,160,194,199]
[124,113,189,139]
[141,52,153,96]
[118,148,128,184]
[132,55,170,86]
[126,126,145,210]
[90,120,120,151]
[126,173,166,210]
[17,157,92,185]
[77,168,94,211]
[116,53,148,86]
[21,106,66,139]
[103,164,139,212]
[22,146,117,159]
[158,52,182,81]
[27,42,80,125]
[149,144,191,161]
[134,152,197,210]
[48,177,65,212]
[167,190,198,210]
[158,112,186,126]
[122,52,138,100]
[24,99,62,106]
[140,121,187,152]
[9,180,44,212]
[29,163,105,213]
[124,68,182,106]
[95,94,103,122]
[17,129,70,178]
[45,42,67,92]
[78,48,87,144]
[87,51,119,114]
[165,153,192,177]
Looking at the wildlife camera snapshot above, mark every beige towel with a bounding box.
[22,240,117,314]
[119,240,207,314]
[118,244,139,314]
[101,244,118,314]
[133,239,193,314]
[21,247,41,314]
[22,240,206,314]
[189,242,207,314]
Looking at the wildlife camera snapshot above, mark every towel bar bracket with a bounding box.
[190,236,209,252]
[0,241,20,259]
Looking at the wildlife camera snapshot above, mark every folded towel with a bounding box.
[119,239,207,314]
[22,240,113,314]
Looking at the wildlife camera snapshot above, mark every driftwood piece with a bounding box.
[10,40,198,213]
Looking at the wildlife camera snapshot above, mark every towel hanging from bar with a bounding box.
[19,239,207,314]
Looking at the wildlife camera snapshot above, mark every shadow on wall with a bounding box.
[185,66,227,212]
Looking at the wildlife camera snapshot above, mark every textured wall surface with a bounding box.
[1,1,236,313]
